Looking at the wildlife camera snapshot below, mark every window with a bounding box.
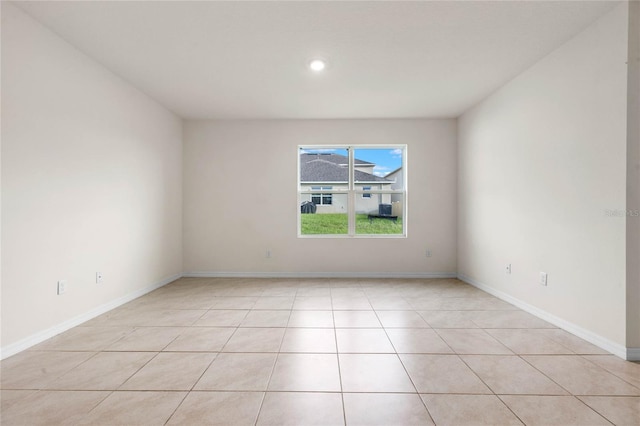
[311,186,333,205]
[298,146,406,237]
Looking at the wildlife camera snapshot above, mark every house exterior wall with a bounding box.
[300,183,392,214]
[387,168,404,204]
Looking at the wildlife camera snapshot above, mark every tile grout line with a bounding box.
[366,287,438,425]
[331,284,348,426]
[253,289,296,426]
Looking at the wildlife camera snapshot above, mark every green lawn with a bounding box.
[301,213,403,235]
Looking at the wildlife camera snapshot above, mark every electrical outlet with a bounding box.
[96,272,104,284]
[266,249,272,259]
[506,264,512,274]
[425,249,432,258]
[57,280,67,295]
[540,272,548,286]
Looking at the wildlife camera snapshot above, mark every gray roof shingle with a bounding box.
[300,153,390,183]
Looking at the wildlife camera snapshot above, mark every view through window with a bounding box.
[298,146,406,237]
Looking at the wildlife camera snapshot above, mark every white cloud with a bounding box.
[373,165,390,177]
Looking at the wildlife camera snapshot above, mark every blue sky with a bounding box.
[301,147,403,177]
[354,148,403,177]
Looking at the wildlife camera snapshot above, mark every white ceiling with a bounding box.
[14,1,618,120]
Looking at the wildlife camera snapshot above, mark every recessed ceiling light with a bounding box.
[309,59,327,72]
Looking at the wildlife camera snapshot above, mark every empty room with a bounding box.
[1,1,639,425]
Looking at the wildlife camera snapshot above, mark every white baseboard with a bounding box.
[0,273,181,360]
[183,271,458,279]
[628,347,640,361]
[458,273,631,361]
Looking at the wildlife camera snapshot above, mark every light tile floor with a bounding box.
[1,277,639,425]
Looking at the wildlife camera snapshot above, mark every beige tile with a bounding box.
[418,310,479,328]
[162,327,234,352]
[120,352,215,390]
[97,309,207,326]
[330,279,362,288]
[212,296,257,309]
[330,287,363,295]
[79,391,186,425]
[257,392,344,426]
[295,287,331,297]
[280,328,336,353]
[0,390,37,412]
[253,297,294,310]
[339,354,415,392]
[485,329,575,354]
[368,297,413,310]
[524,355,640,395]
[0,390,110,426]
[376,311,429,328]
[436,329,513,354]
[127,293,218,310]
[168,391,263,425]
[400,354,491,394]
[500,395,610,425]
[438,286,490,298]
[32,327,133,351]
[336,329,394,353]
[578,396,640,425]
[106,327,184,351]
[331,297,372,310]
[440,297,517,311]
[344,393,434,426]
[422,394,523,426]
[46,352,154,390]
[333,311,381,328]
[194,309,248,326]
[583,355,640,388]
[287,310,334,327]
[195,353,276,391]
[269,353,341,391]
[468,310,556,328]
[240,310,290,327]
[261,287,298,297]
[386,329,453,354]
[224,286,266,297]
[1,351,94,389]
[462,355,568,395]
[222,328,285,352]
[536,329,610,354]
[407,297,446,310]
[293,296,333,310]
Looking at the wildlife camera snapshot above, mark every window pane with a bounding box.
[299,145,406,237]
[300,193,348,235]
[300,148,350,189]
[353,147,403,187]
[355,194,404,235]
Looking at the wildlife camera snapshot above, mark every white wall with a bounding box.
[1,3,183,353]
[458,4,629,348]
[184,119,457,276]
[627,0,640,351]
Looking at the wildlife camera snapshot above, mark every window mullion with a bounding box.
[348,147,355,236]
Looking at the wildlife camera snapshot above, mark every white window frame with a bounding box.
[298,145,407,238]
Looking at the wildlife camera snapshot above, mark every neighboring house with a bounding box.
[385,166,404,217]
[300,153,394,214]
